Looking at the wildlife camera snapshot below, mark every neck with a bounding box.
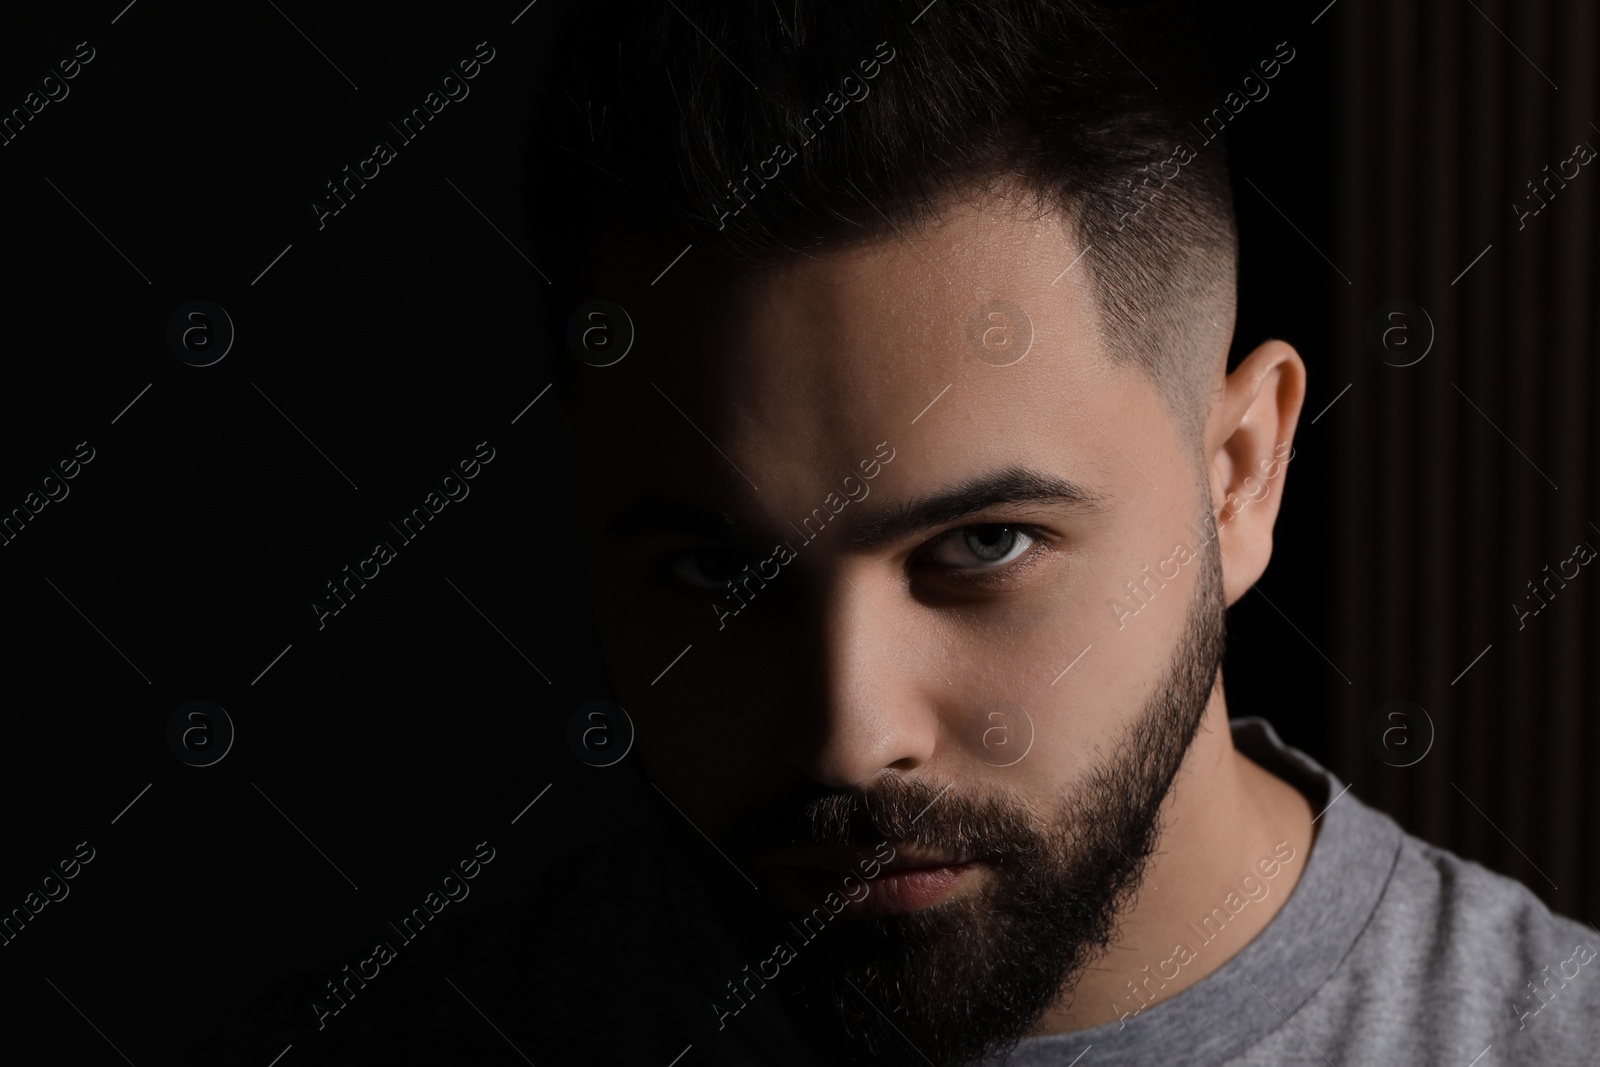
[1033,683,1316,1034]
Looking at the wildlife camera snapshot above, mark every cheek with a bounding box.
[1077,548,1200,708]
[928,531,1193,778]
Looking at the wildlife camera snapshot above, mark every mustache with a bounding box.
[724,775,1047,865]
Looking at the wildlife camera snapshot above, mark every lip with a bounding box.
[758,844,984,918]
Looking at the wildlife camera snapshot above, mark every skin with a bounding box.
[563,182,1314,1036]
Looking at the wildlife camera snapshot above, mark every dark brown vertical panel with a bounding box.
[1455,0,1506,873]
[1500,0,1553,895]
[1416,0,1463,847]
[1375,0,1423,824]
[1335,0,1380,794]
[1540,0,1596,917]
[1337,0,1598,923]
[1581,6,1600,930]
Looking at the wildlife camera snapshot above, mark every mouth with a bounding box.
[758,843,986,918]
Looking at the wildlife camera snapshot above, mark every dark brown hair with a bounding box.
[531,0,1239,442]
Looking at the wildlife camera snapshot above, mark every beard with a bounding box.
[693,528,1229,1067]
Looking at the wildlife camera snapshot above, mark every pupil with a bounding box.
[968,526,1014,560]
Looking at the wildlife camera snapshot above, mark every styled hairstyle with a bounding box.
[530,0,1239,444]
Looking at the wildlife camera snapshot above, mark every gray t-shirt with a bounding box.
[983,717,1600,1067]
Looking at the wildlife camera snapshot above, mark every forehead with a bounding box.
[564,194,1175,516]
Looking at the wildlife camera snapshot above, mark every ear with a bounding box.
[1204,340,1306,606]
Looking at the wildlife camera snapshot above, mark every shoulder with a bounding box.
[1224,719,1599,1065]
[1384,830,1598,1018]
[1255,805,1600,1065]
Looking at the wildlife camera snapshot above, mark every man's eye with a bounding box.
[665,548,752,590]
[924,525,1036,570]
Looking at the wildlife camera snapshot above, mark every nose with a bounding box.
[777,567,943,790]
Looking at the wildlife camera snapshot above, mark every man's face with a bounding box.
[564,196,1230,1064]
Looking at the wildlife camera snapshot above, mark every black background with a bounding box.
[2,0,1566,1063]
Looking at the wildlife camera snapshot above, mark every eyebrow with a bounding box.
[607,467,1107,549]
[849,467,1107,548]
